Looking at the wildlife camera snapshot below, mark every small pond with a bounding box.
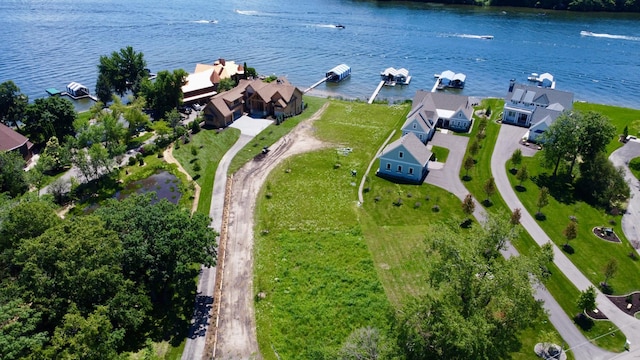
[115,171,182,204]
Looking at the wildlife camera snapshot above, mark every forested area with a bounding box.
[0,194,217,359]
[379,0,640,12]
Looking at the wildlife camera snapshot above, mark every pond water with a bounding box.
[115,171,182,204]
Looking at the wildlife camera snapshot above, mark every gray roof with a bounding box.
[410,90,473,120]
[402,103,434,133]
[529,107,562,127]
[507,83,573,110]
[380,132,431,166]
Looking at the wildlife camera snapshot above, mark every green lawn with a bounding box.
[506,155,640,295]
[254,100,407,358]
[629,157,640,180]
[573,102,640,154]
[430,145,449,163]
[227,96,328,175]
[254,99,565,359]
[172,128,240,215]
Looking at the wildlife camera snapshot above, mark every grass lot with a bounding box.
[506,156,639,295]
[172,128,240,215]
[227,96,328,174]
[430,145,449,162]
[573,102,640,154]
[254,99,564,359]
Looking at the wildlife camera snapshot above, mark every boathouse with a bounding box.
[437,70,465,89]
[325,64,351,82]
[66,82,90,98]
[380,67,411,86]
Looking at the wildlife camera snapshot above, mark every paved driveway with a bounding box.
[610,140,640,249]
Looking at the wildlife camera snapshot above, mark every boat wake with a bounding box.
[193,19,218,24]
[448,33,494,40]
[235,9,271,16]
[580,31,640,41]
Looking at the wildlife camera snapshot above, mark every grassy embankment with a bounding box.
[459,99,636,352]
[254,99,560,359]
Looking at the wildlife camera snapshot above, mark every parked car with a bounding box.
[178,105,192,115]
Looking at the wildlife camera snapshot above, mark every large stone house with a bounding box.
[203,77,303,128]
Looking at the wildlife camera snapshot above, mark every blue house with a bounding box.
[377,132,431,183]
[402,91,474,139]
[401,102,436,144]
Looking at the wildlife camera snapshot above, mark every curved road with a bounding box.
[610,140,640,250]
[492,124,640,359]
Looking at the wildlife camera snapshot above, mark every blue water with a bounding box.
[1,0,639,109]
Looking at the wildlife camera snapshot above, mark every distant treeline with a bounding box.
[375,0,640,12]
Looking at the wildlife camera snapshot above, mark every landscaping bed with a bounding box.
[592,226,622,243]
[607,292,640,317]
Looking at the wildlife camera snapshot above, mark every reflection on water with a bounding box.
[115,171,182,205]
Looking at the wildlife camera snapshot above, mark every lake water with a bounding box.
[1,0,639,109]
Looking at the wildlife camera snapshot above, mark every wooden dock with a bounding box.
[368,80,385,104]
[304,76,329,93]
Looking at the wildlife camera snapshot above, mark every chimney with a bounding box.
[508,79,515,93]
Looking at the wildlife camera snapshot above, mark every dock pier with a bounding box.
[368,80,385,104]
[431,75,440,93]
[304,77,329,93]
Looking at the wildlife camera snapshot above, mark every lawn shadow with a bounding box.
[600,283,614,295]
[515,185,527,192]
[482,199,493,207]
[535,212,546,221]
[562,244,574,254]
[460,219,473,228]
[533,173,576,205]
[509,168,518,175]
[574,313,595,331]
[462,175,472,182]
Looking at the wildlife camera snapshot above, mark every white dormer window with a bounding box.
[399,151,404,158]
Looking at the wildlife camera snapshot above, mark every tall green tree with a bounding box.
[510,148,522,171]
[461,193,475,220]
[23,96,76,144]
[541,113,580,177]
[0,151,28,197]
[97,46,149,98]
[95,194,218,315]
[463,155,475,178]
[572,111,616,174]
[140,69,187,118]
[0,298,48,360]
[577,286,597,313]
[483,176,496,203]
[562,221,578,247]
[577,152,629,208]
[602,258,618,287]
[516,164,529,186]
[398,219,553,360]
[536,186,550,216]
[0,81,28,129]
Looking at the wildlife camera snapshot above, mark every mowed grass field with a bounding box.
[254,99,562,359]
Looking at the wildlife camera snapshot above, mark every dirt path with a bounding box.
[213,103,330,359]
[164,145,201,214]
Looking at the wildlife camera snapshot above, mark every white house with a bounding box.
[502,80,573,128]
[377,132,431,183]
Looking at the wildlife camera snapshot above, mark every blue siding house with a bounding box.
[377,133,431,183]
[502,80,573,128]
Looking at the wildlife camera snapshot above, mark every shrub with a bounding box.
[191,146,198,156]
[414,201,422,209]
[191,120,201,134]
[128,156,137,166]
[193,162,201,172]
[432,205,440,212]
[393,198,403,207]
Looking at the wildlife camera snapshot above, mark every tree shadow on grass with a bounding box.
[562,244,574,254]
[574,313,594,331]
[515,185,527,192]
[535,212,546,221]
[460,219,473,228]
[600,283,614,295]
[482,199,493,207]
[509,168,518,175]
[533,173,576,205]
[462,175,472,182]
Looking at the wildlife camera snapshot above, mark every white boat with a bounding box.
[480,35,494,39]
[527,73,539,82]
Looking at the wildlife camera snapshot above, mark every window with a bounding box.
[508,111,515,117]
[409,168,414,175]
[413,123,417,129]
[398,151,404,158]
[386,163,391,170]
[419,134,423,140]
[397,165,402,173]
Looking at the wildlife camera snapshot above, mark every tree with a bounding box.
[577,152,630,208]
[602,258,618,287]
[218,77,236,92]
[469,140,480,158]
[515,164,529,186]
[510,148,522,171]
[575,111,616,165]
[97,46,148,97]
[536,186,550,216]
[95,194,218,316]
[338,327,396,360]
[0,298,47,360]
[95,72,113,104]
[0,151,28,197]
[100,112,127,157]
[541,113,580,177]
[510,208,522,226]
[562,221,578,247]
[23,96,76,144]
[140,69,187,118]
[124,106,150,141]
[0,80,28,129]
[42,136,70,171]
[398,221,552,360]
[463,155,475,178]
[483,176,496,203]
[623,125,629,139]
[462,193,475,219]
[577,286,597,313]
[243,62,257,78]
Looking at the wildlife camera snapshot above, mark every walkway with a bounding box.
[492,124,640,359]
[181,117,272,360]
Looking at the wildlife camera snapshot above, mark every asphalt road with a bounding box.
[609,140,640,250]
